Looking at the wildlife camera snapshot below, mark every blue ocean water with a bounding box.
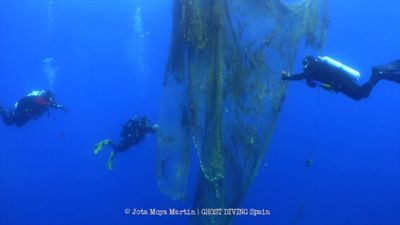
[0,0,399,225]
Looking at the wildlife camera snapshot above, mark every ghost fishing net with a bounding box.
[156,0,328,224]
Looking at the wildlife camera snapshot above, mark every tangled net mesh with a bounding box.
[157,0,328,224]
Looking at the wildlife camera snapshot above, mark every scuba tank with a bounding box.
[28,90,46,97]
[318,56,361,81]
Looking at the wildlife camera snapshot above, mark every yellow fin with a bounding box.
[94,139,111,155]
[107,151,115,170]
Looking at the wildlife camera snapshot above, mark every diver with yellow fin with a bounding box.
[282,56,400,100]
[94,116,158,170]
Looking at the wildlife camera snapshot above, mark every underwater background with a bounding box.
[0,0,399,225]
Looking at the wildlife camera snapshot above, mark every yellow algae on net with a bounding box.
[157,0,328,224]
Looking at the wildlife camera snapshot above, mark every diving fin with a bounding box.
[371,60,400,84]
[0,104,6,115]
[107,151,115,170]
[94,139,111,155]
[374,60,400,73]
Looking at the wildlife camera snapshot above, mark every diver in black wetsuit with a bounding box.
[281,56,400,100]
[94,116,158,170]
[0,90,68,127]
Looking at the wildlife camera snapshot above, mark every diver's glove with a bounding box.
[59,106,69,113]
[306,79,318,88]
[281,71,291,80]
[152,124,159,132]
[52,103,69,113]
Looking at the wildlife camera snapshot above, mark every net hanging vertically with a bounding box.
[156,0,328,224]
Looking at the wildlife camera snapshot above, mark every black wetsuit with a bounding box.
[0,91,67,127]
[111,117,156,153]
[283,57,400,100]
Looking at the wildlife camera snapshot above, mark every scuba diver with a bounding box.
[281,56,400,100]
[94,116,158,170]
[0,90,68,127]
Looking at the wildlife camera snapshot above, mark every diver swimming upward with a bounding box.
[94,116,158,170]
[0,90,68,127]
[281,56,400,100]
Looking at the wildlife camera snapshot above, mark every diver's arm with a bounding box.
[281,71,308,81]
[306,79,317,88]
[50,102,69,113]
[151,124,159,133]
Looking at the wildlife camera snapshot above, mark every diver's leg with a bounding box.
[338,81,368,101]
[0,108,15,126]
[356,82,375,100]
[346,68,400,100]
[0,107,7,123]
[14,115,31,127]
[105,142,129,170]
[350,69,388,100]
[338,69,389,101]
[15,120,28,127]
